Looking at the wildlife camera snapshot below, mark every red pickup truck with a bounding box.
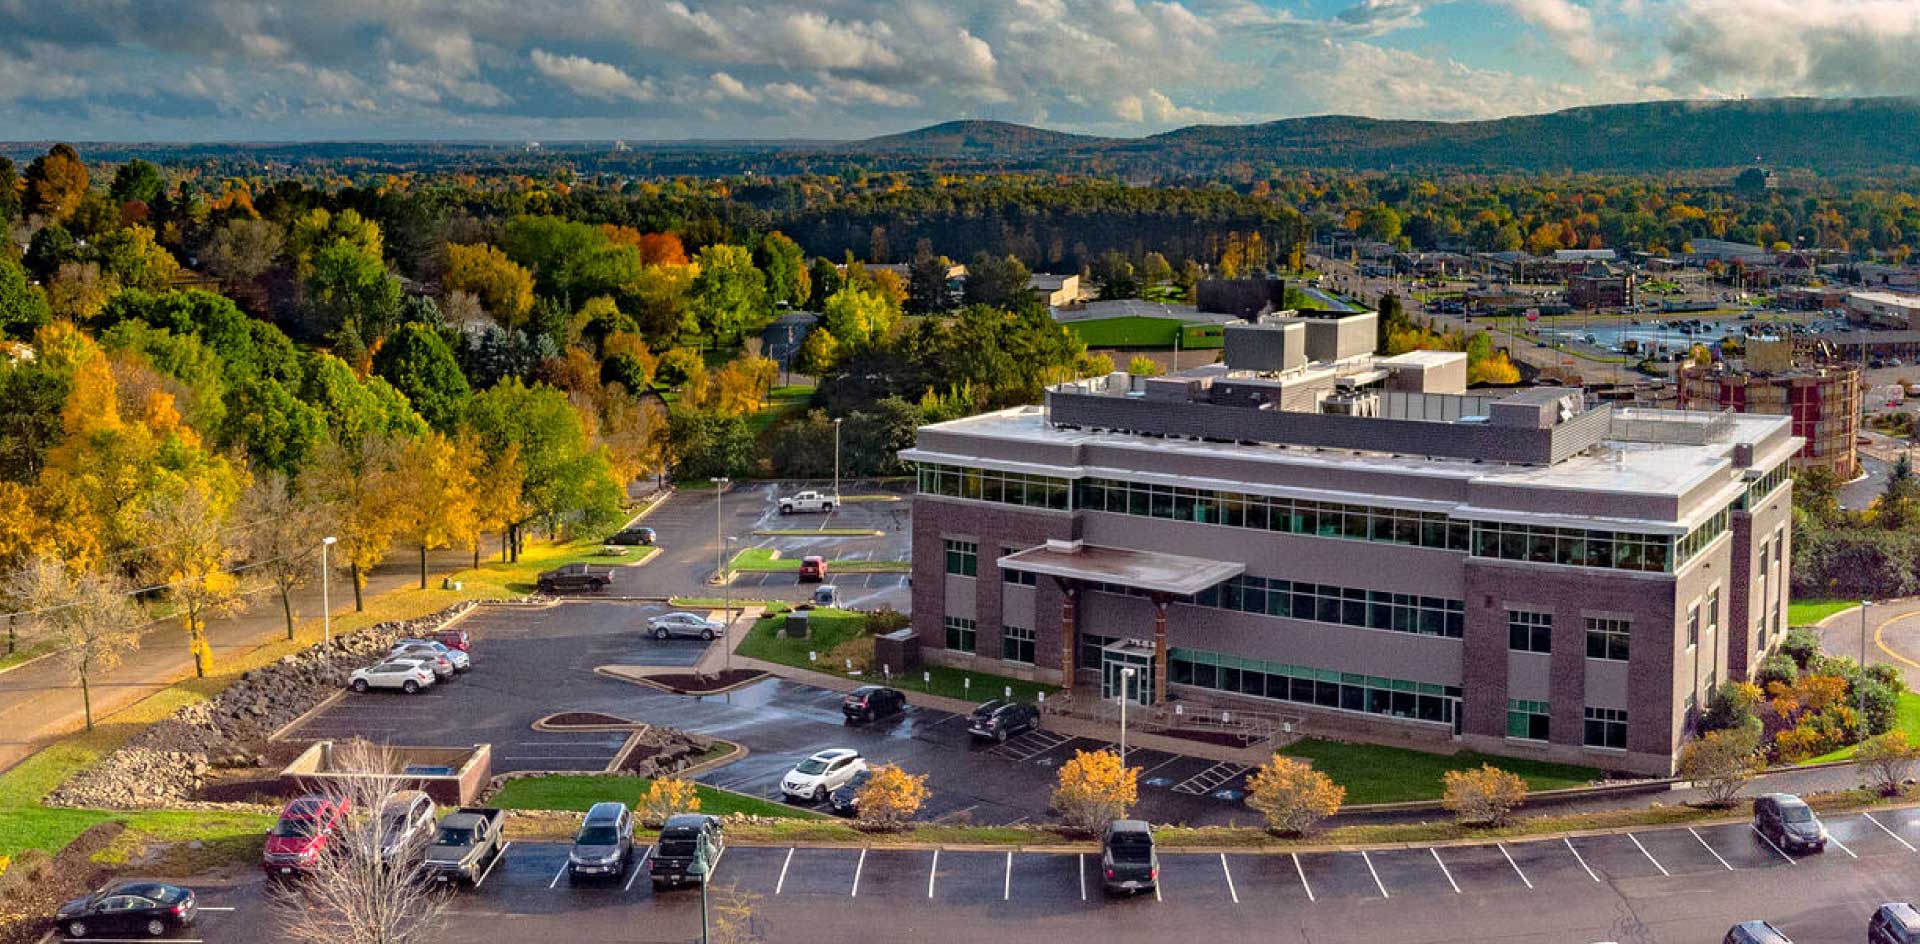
[262,796,350,878]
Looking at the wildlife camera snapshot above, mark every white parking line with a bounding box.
[1292,853,1316,902]
[473,841,511,889]
[775,848,794,894]
[548,858,570,889]
[1497,843,1532,890]
[1564,838,1600,882]
[1751,826,1797,865]
[195,907,236,912]
[1828,834,1858,859]
[1138,754,1185,779]
[1429,848,1460,894]
[1627,833,1670,876]
[65,940,205,943]
[1865,812,1918,852]
[1689,828,1735,871]
[1078,853,1086,901]
[1361,851,1389,898]
[626,848,652,892]
[1220,853,1239,904]
[851,848,868,897]
[928,849,939,898]
[1003,851,1012,901]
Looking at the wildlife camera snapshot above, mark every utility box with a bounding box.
[784,611,810,639]
[873,629,921,675]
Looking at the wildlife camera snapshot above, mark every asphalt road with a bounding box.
[106,804,1920,944]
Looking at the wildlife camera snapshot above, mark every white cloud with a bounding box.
[1662,0,1920,97]
[529,49,656,102]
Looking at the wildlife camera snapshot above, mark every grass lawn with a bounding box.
[727,547,909,574]
[0,639,60,673]
[1806,691,1920,764]
[1066,315,1188,348]
[736,609,871,666]
[1278,739,1599,805]
[735,610,1056,703]
[744,385,814,437]
[1788,598,1856,626]
[491,774,817,819]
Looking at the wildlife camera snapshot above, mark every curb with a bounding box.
[531,712,649,734]
[269,690,346,743]
[594,666,772,697]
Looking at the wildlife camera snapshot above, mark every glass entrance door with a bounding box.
[1100,641,1155,706]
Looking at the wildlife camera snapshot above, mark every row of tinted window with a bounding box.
[1169,647,1461,728]
[1469,521,1676,573]
[1074,478,1471,551]
[1087,578,1465,639]
[917,465,1071,510]
[1738,463,1790,511]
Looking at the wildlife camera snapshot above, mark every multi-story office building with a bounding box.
[904,311,1796,775]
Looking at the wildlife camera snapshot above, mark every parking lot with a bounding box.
[113,804,1920,944]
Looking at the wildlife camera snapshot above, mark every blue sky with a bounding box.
[1,0,1915,141]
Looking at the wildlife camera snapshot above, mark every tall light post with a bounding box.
[723,535,739,673]
[710,478,729,585]
[1118,666,1136,764]
[1862,600,1872,728]
[321,536,338,645]
[833,417,844,504]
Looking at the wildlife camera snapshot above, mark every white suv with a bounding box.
[349,659,437,694]
[780,749,866,802]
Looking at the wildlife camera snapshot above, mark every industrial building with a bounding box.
[1674,338,1860,479]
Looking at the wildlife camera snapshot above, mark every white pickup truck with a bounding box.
[778,490,836,515]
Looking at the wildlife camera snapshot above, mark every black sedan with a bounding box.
[829,768,871,817]
[55,881,196,938]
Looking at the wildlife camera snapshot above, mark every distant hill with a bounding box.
[844,97,1920,175]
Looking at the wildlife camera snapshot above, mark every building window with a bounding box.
[1675,508,1731,567]
[1168,647,1459,727]
[1687,603,1700,647]
[1585,618,1630,661]
[1001,626,1035,664]
[944,539,977,577]
[1072,476,1470,552]
[1584,707,1629,749]
[917,463,1071,511]
[1174,576,1464,638]
[1001,547,1036,586]
[944,616,977,653]
[1506,699,1551,741]
[1470,520,1674,573]
[1078,633,1116,671]
[1739,462,1790,510]
[1508,610,1553,653]
[1707,587,1720,638]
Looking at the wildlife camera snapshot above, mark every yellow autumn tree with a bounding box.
[392,432,478,589]
[1441,764,1529,826]
[856,764,930,831]
[301,435,405,612]
[468,437,528,567]
[443,243,535,327]
[639,777,702,828]
[1244,755,1345,836]
[140,482,244,677]
[1051,749,1139,833]
[710,356,777,418]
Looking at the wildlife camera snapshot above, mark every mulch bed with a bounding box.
[1159,728,1264,749]
[641,670,767,694]
[544,711,634,727]
[617,744,665,774]
[0,822,123,944]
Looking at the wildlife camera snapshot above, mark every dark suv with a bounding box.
[1099,820,1158,895]
[1873,903,1920,944]
[1752,792,1826,853]
[968,699,1040,742]
[567,802,634,882]
[842,685,906,722]
[607,527,655,546]
[1722,920,1793,944]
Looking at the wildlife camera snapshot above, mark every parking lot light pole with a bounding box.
[833,417,844,503]
[321,536,337,645]
[1119,666,1135,763]
[1862,600,1872,730]
[711,477,729,585]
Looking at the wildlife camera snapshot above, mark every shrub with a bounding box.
[1440,764,1528,827]
[1857,731,1920,795]
[0,848,52,911]
[855,763,930,831]
[638,777,702,827]
[1050,749,1139,834]
[1244,755,1344,836]
[1753,653,1799,690]
[864,607,910,634]
[1678,728,1764,806]
[1779,627,1822,669]
[1850,674,1899,737]
[1701,680,1764,737]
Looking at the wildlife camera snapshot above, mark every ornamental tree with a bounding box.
[1244,755,1344,836]
[1051,749,1138,833]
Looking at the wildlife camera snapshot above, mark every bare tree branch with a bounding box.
[7,555,141,729]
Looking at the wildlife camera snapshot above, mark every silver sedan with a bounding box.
[646,612,725,640]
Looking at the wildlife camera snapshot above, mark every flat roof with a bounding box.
[1851,291,1920,308]
[998,543,1243,595]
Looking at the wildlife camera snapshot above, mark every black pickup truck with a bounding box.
[649,814,725,890]
[422,807,507,887]
[535,563,615,594]
[1099,820,1158,895]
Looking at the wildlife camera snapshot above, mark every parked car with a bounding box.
[841,685,906,723]
[349,658,437,694]
[1722,920,1793,944]
[798,556,828,582]
[423,807,508,886]
[781,748,867,802]
[968,699,1041,742]
[431,627,470,652]
[813,583,839,606]
[568,802,635,882]
[649,814,726,889]
[54,882,196,939]
[648,611,724,640]
[536,563,615,594]
[1100,820,1158,895]
[386,647,456,681]
[372,790,438,865]
[778,490,836,515]
[828,768,870,817]
[1872,903,1920,944]
[392,639,471,672]
[263,795,350,877]
[1753,792,1826,853]
[607,526,656,546]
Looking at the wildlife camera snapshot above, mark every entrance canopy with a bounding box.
[997,541,1244,597]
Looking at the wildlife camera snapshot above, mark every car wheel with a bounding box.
[780,505,792,515]
[66,921,87,938]
[351,679,369,693]
[403,680,419,694]
[814,785,828,802]
[591,579,606,592]
[655,628,670,640]
[823,503,834,513]
[995,728,1008,743]
[701,629,715,640]
[537,582,554,594]
[146,919,167,937]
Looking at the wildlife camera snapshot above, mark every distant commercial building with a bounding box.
[1568,263,1638,309]
[1847,291,1920,330]
[1029,274,1082,309]
[1675,339,1860,479]
[906,308,1796,775]
[1778,286,1850,311]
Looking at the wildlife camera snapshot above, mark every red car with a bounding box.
[262,796,350,877]
[798,556,828,583]
[431,628,470,652]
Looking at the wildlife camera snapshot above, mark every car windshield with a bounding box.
[577,826,620,846]
[1782,806,1814,823]
[271,818,318,838]
[436,826,473,845]
[795,757,831,775]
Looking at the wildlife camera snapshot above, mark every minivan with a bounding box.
[1871,903,1920,944]
[1753,793,1826,853]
